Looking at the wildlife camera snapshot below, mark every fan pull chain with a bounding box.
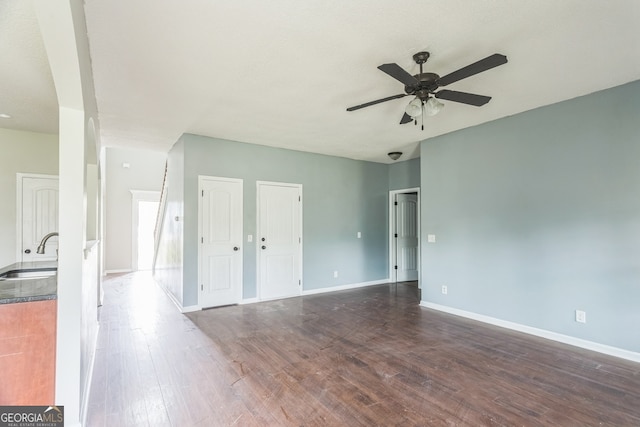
[421,101,425,130]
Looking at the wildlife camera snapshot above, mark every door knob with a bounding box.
[24,249,31,254]
[233,247,239,251]
[261,237,266,242]
[261,245,267,250]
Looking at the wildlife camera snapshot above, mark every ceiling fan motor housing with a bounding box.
[405,72,440,100]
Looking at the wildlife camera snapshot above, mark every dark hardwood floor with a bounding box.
[86,272,640,426]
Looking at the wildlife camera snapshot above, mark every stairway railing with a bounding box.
[152,161,168,272]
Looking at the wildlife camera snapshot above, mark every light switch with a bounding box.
[247,235,253,242]
[427,234,436,243]
[357,232,361,239]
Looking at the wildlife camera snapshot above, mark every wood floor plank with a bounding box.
[86,272,640,426]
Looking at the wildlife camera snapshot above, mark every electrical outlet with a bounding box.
[333,271,338,278]
[575,310,586,323]
[441,285,448,295]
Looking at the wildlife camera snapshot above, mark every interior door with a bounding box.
[19,175,59,262]
[395,192,419,282]
[257,182,302,300]
[199,177,243,308]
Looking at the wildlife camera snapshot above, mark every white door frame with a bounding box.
[198,176,244,307]
[130,190,161,271]
[389,187,421,285]
[256,180,303,301]
[16,173,59,262]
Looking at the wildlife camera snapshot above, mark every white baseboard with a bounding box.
[238,279,389,305]
[302,279,389,296]
[421,301,640,363]
[152,278,201,313]
[104,269,132,275]
[180,304,201,313]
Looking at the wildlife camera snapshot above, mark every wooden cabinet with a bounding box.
[0,299,56,405]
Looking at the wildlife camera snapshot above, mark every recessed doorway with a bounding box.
[389,188,420,286]
[130,190,160,271]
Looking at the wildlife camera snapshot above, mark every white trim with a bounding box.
[198,176,244,308]
[302,279,390,296]
[421,301,640,363]
[130,190,161,271]
[239,280,390,304]
[154,277,202,313]
[389,187,421,286]
[16,173,59,262]
[180,304,202,313]
[256,180,303,301]
[104,269,132,275]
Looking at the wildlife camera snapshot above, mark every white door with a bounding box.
[18,174,59,262]
[199,177,243,308]
[257,182,302,300]
[395,192,419,282]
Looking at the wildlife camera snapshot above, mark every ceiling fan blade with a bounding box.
[399,112,413,124]
[437,54,507,87]
[435,90,492,106]
[377,63,419,87]
[346,93,408,111]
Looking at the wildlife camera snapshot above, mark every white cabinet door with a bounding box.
[19,175,59,262]
[257,182,302,300]
[199,177,243,308]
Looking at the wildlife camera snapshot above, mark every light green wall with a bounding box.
[0,128,58,267]
[181,135,390,306]
[155,140,185,305]
[389,157,420,190]
[420,80,640,352]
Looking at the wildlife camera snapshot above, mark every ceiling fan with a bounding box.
[346,51,508,129]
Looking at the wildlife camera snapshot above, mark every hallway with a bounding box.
[86,272,640,426]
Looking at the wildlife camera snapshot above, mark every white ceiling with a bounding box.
[2,1,640,163]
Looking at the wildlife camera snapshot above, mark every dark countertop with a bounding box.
[0,261,57,304]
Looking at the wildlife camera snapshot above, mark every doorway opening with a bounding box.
[136,200,159,270]
[389,188,421,290]
[130,190,160,271]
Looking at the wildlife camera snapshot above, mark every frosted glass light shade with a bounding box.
[425,97,444,116]
[405,97,422,117]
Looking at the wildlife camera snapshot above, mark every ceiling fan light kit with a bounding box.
[425,97,444,116]
[347,51,508,128]
[388,152,402,161]
[405,97,423,117]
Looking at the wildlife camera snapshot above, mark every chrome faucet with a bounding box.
[36,232,59,254]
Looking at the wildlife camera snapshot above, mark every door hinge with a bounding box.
[394,233,398,238]
[298,195,301,202]
[201,190,204,197]
[299,279,301,285]
[201,284,203,291]
[394,265,398,270]
[394,201,398,206]
[299,237,301,243]
[201,237,203,243]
